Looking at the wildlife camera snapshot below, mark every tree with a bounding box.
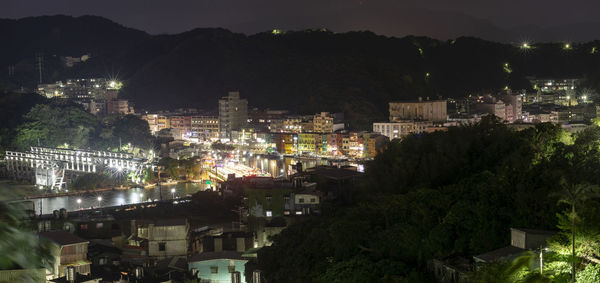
[13,103,98,150]
[555,180,600,282]
[472,252,551,283]
[0,200,56,280]
[577,264,600,283]
[159,157,180,179]
[111,115,154,150]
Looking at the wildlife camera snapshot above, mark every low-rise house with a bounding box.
[134,219,189,261]
[474,228,556,264]
[39,230,91,279]
[427,256,473,283]
[188,251,249,283]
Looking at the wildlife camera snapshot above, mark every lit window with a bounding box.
[266,210,272,217]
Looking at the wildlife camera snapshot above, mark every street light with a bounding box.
[139,192,144,202]
[77,198,82,210]
[171,188,176,199]
[97,196,102,208]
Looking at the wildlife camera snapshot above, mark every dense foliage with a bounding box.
[70,172,127,191]
[0,94,154,154]
[257,117,600,282]
[158,157,201,180]
[0,200,55,279]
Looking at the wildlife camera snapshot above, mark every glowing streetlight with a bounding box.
[564,43,572,50]
[97,196,102,207]
[521,42,531,49]
[171,188,176,199]
[77,198,82,210]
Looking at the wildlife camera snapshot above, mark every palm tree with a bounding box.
[556,180,600,282]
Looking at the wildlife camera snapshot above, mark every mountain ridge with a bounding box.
[3,15,600,129]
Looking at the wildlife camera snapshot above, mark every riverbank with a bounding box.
[25,186,132,199]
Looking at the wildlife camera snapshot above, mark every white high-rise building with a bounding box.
[219,91,248,140]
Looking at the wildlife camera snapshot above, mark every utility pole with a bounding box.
[572,203,576,282]
[36,53,43,84]
[119,137,122,152]
[157,166,162,201]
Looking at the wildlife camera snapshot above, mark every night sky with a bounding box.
[2,0,600,40]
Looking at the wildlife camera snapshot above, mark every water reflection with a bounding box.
[31,182,205,214]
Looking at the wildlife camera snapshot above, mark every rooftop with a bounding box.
[303,166,364,180]
[473,245,526,263]
[39,230,88,246]
[136,218,188,227]
[189,251,246,262]
[511,228,557,235]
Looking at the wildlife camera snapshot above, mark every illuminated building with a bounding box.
[191,115,219,141]
[170,115,192,132]
[389,98,447,122]
[313,112,334,133]
[473,100,506,121]
[297,133,318,154]
[39,230,91,279]
[529,78,580,93]
[373,121,432,140]
[219,91,248,140]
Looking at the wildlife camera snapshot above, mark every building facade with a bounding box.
[219,91,248,140]
[389,99,447,122]
[39,230,91,279]
[191,115,219,141]
[136,219,189,260]
[313,112,334,133]
[373,121,433,140]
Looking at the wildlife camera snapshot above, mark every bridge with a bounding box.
[4,147,150,190]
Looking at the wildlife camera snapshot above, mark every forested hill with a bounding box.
[4,16,600,129]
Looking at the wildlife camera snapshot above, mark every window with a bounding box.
[266,210,272,217]
[295,210,303,215]
[210,266,218,274]
[80,224,88,230]
[298,198,304,203]
[158,242,166,251]
[96,223,103,229]
[310,198,316,203]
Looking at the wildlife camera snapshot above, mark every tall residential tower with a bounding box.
[219,91,248,140]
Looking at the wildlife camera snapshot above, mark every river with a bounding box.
[17,155,361,214]
[29,182,207,214]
